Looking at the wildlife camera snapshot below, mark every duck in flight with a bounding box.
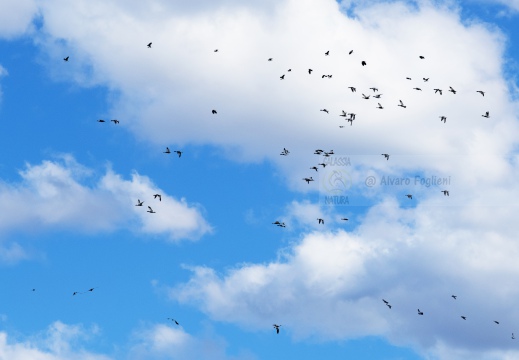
[361,61,366,66]
[419,55,425,59]
[268,58,272,61]
[423,78,429,82]
[418,309,424,315]
[111,119,119,124]
[280,148,290,156]
[97,119,105,123]
[280,74,285,80]
[449,86,456,94]
[214,49,218,52]
[494,321,500,324]
[317,218,324,224]
[147,42,152,48]
[308,69,313,74]
[349,50,353,55]
[362,93,370,99]
[373,94,382,99]
[164,147,171,154]
[482,111,490,118]
[398,100,406,108]
[153,194,162,201]
[440,116,446,123]
[212,110,217,114]
[147,206,156,213]
[382,154,389,160]
[441,190,449,196]
[310,166,318,172]
[320,109,329,113]
[174,150,182,157]
[273,324,281,334]
[405,194,413,199]
[476,90,485,96]
[136,199,144,206]
[318,163,327,168]
[461,316,467,320]
[63,56,69,62]
[376,103,383,109]
[348,86,356,92]
[370,87,378,92]
[434,88,443,95]
[413,87,422,91]
[340,110,348,117]
[303,177,314,184]
[451,295,457,299]
[325,50,329,56]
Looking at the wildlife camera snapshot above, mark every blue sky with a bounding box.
[1,0,519,359]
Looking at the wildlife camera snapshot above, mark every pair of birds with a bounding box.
[73,287,96,296]
[97,119,119,124]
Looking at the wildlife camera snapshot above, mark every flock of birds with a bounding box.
[55,42,515,341]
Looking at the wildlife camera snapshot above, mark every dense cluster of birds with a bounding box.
[56,42,510,340]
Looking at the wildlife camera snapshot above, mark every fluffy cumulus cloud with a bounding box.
[0,155,211,241]
[0,321,111,360]
[128,324,256,360]
[172,198,519,359]
[0,0,38,39]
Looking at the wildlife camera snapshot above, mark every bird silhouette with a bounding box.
[280,74,285,80]
[418,309,424,315]
[440,116,447,123]
[317,218,324,224]
[325,50,329,56]
[268,58,273,61]
[362,93,370,99]
[361,61,366,66]
[449,86,456,94]
[398,100,407,108]
[373,94,383,98]
[413,87,422,91]
[461,316,467,320]
[174,150,182,157]
[320,109,329,113]
[482,111,490,118]
[349,50,353,55]
[434,88,443,95]
[308,69,313,74]
[405,194,413,199]
[303,177,314,184]
[111,119,119,124]
[476,90,485,96]
[310,166,318,172]
[382,299,389,304]
[147,206,156,213]
[451,295,457,299]
[153,194,162,201]
[167,318,179,325]
[419,55,425,59]
[214,49,218,52]
[318,163,327,168]
[280,148,290,156]
[494,321,500,324]
[147,42,152,48]
[273,324,281,334]
[212,110,217,114]
[370,87,378,92]
[63,56,69,62]
[97,119,106,123]
[423,78,429,82]
[376,103,383,109]
[348,86,356,92]
[406,77,412,80]
[441,190,449,196]
[164,147,171,154]
[136,199,144,206]
[382,154,389,160]
[341,218,348,221]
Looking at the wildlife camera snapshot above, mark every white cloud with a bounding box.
[0,0,37,39]
[128,323,256,360]
[171,197,519,358]
[0,321,111,360]
[0,155,212,241]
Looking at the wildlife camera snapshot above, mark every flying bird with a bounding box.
[135,199,144,206]
[482,111,490,118]
[280,74,285,80]
[317,218,324,224]
[349,50,353,54]
[97,119,105,123]
[318,163,327,168]
[147,206,156,214]
[63,56,69,62]
[310,166,318,172]
[419,55,425,59]
[434,88,443,95]
[174,150,182,157]
[164,147,171,154]
[111,119,119,124]
[398,100,407,108]
[273,324,281,334]
[494,321,500,324]
[440,116,447,123]
[413,87,422,91]
[280,148,290,156]
[382,153,389,160]
[376,103,383,109]
[476,90,485,96]
[418,309,424,315]
[303,177,314,184]
[167,318,179,325]
[370,87,378,92]
[348,86,356,92]
[361,61,366,66]
[451,295,457,299]
[405,194,413,199]
[441,190,449,196]
[287,69,291,72]
[325,50,329,56]
[382,299,389,305]
[320,109,329,113]
[373,94,383,98]
[362,93,370,99]
[308,69,313,74]
[214,49,218,52]
[423,78,429,82]
[153,194,162,201]
[341,217,348,221]
[268,58,273,61]
[449,86,456,94]
[406,77,412,80]
[212,110,217,114]
[147,42,152,48]
[461,316,467,320]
